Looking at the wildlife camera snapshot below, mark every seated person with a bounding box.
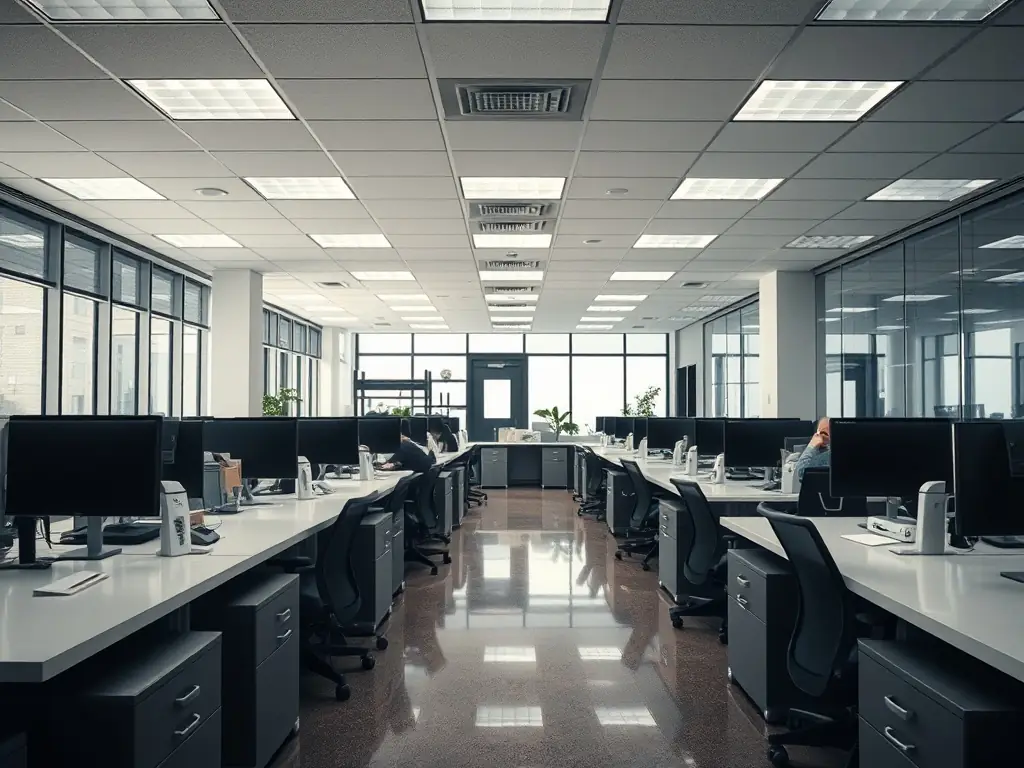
[431,422,459,453]
[794,417,830,480]
[382,419,433,473]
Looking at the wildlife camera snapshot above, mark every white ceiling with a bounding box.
[1,0,1023,332]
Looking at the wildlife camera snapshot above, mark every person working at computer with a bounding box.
[794,417,831,480]
[430,421,459,453]
[382,419,433,473]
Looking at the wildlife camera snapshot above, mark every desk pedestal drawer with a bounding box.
[860,717,916,768]
[157,708,221,768]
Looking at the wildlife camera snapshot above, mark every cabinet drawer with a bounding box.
[252,634,300,768]
[727,596,768,718]
[860,717,917,768]
[542,448,564,463]
[156,708,221,768]
[253,576,300,667]
[727,548,790,625]
[481,448,506,463]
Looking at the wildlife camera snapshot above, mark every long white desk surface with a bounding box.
[722,516,1024,685]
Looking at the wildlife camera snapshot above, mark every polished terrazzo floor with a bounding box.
[272,489,845,768]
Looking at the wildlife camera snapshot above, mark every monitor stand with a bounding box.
[239,479,272,506]
[0,516,52,570]
[58,517,120,561]
[982,536,1024,549]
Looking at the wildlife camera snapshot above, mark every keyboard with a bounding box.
[61,522,161,546]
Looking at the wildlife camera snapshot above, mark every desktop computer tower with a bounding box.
[434,471,454,536]
[449,465,466,528]
[606,470,632,535]
[353,512,394,629]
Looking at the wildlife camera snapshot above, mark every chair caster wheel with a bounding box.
[430,566,438,575]
[614,551,623,560]
[719,630,728,645]
[641,562,650,571]
[376,636,389,650]
[672,617,683,629]
[768,745,789,767]
[335,684,351,702]
[442,554,452,564]
[361,654,376,670]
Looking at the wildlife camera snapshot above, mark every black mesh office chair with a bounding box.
[405,465,451,575]
[614,459,659,569]
[579,447,607,519]
[668,478,728,642]
[798,467,867,518]
[757,504,859,768]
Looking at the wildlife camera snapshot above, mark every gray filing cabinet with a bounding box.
[859,639,1024,768]
[48,632,223,768]
[450,465,466,527]
[605,470,633,534]
[480,447,508,488]
[192,573,299,768]
[434,471,454,535]
[726,548,806,723]
[391,505,405,595]
[541,447,568,488]
[353,512,394,629]
[657,498,683,601]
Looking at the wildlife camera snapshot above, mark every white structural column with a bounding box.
[759,270,818,419]
[319,327,346,417]
[210,269,263,417]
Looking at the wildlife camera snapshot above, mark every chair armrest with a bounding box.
[269,556,314,572]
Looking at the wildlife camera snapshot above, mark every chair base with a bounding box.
[669,596,727,641]
[766,709,858,768]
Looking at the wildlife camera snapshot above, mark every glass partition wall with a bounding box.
[704,302,760,417]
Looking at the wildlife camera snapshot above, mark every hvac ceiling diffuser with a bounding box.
[483,260,542,271]
[439,79,590,121]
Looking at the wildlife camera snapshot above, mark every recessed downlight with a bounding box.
[195,187,229,197]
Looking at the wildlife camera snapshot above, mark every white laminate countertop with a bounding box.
[722,516,1024,685]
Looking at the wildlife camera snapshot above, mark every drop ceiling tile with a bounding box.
[219,0,413,22]
[0,161,27,178]
[376,219,467,235]
[924,27,1024,80]
[452,151,575,177]
[657,200,757,218]
[209,259,275,270]
[557,219,650,235]
[726,219,819,236]
[686,151,816,178]
[124,218,220,235]
[397,248,473,260]
[833,201,948,220]
[644,218,736,234]
[950,124,1024,153]
[444,121,582,152]
[309,120,445,151]
[212,219,303,235]
[348,176,457,200]
[708,123,851,152]
[180,200,283,219]
[592,81,750,121]
[770,26,968,80]
[236,234,320,249]
[0,26,106,79]
[271,200,370,218]
[868,82,1024,122]
[330,151,451,177]
[211,150,336,176]
[277,79,436,120]
[388,234,470,248]
[908,153,1024,179]
[59,24,262,78]
[828,122,990,153]
[89,201,195,219]
[101,151,231,178]
[747,200,853,219]
[567,177,677,200]
[770,248,848,262]
[583,121,720,152]
[1,177,76,199]
[561,199,664,218]
[548,248,624,260]
[46,120,199,152]
[239,24,425,78]
[575,151,697,178]
[0,102,30,121]
[796,152,934,179]
[0,80,160,121]
[0,151,122,177]
[180,247,262,260]
[138,177,263,201]
[554,234,638,249]
[709,234,796,249]
[806,219,912,236]
[618,0,824,23]
[252,249,330,261]
[766,178,890,201]
[362,199,465,219]
[176,121,317,152]
[0,121,83,151]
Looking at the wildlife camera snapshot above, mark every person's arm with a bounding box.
[794,443,829,480]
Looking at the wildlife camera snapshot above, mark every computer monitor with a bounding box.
[953,421,1024,538]
[598,416,617,435]
[646,417,695,450]
[633,417,649,443]
[614,417,635,440]
[829,418,954,500]
[162,417,180,463]
[447,416,460,433]
[163,418,206,502]
[297,418,359,466]
[784,436,809,453]
[202,417,300,479]
[694,418,725,456]
[724,419,814,468]
[359,416,402,455]
[595,416,606,433]
[408,416,429,444]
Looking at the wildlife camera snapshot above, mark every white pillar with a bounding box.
[759,270,817,419]
[319,327,341,416]
[210,269,263,417]
[885,332,906,417]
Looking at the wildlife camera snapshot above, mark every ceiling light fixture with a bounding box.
[421,0,610,21]
[587,305,636,312]
[156,233,241,248]
[0,234,44,249]
[486,294,539,303]
[671,177,783,200]
[473,234,552,248]
[883,294,949,302]
[576,324,613,330]
[25,0,217,20]
[351,271,415,281]
[827,307,876,313]
[734,80,903,121]
[478,270,544,282]
[867,179,993,201]
[981,235,1024,249]
[817,0,1011,22]
[310,234,392,248]
[129,79,293,120]
[487,306,535,312]
[595,294,647,301]
[402,316,443,321]
[580,316,624,322]
[610,271,675,281]
[245,177,355,200]
[787,235,874,248]
[634,234,717,249]
[461,177,565,200]
[42,177,165,201]
[194,186,228,197]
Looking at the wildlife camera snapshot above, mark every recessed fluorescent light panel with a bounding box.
[478,271,544,282]
[883,294,949,302]
[42,177,165,200]
[488,306,535,312]
[610,272,675,281]
[981,235,1024,249]
[634,234,717,249]
[494,324,532,330]
[0,234,44,249]
[402,316,443,321]
[486,294,539,302]
[129,79,293,120]
[310,234,391,248]
[473,234,552,249]
[390,305,436,312]
[351,271,414,281]
[421,0,610,21]
[671,178,783,200]
[245,177,355,200]
[577,324,613,330]
[868,179,993,201]
[817,0,1011,21]
[157,233,241,248]
[734,80,903,121]
[827,307,876,313]
[26,0,217,20]
[787,235,874,248]
[410,323,448,329]
[461,177,565,200]
[595,294,647,301]
[587,305,635,312]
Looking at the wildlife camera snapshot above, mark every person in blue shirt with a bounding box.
[795,417,831,480]
[382,419,433,473]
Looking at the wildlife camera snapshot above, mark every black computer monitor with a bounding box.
[447,416,460,433]
[202,417,299,479]
[163,418,206,501]
[724,419,814,468]
[953,421,1024,537]
[830,418,954,500]
[646,417,695,450]
[633,417,649,443]
[297,418,359,466]
[784,436,809,453]
[408,416,429,444]
[598,416,617,435]
[359,416,402,454]
[595,416,606,433]
[614,417,635,439]
[162,417,180,463]
[695,418,725,456]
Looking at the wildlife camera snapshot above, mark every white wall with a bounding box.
[759,271,817,419]
[318,327,354,416]
[674,323,704,416]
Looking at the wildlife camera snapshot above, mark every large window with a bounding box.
[182,325,201,417]
[61,293,96,414]
[0,274,44,415]
[262,307,322,415]
[111,307,139,415]
[150,317,172,416]
[705,302,759,417]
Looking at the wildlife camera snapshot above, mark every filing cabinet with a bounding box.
[480,447,508,488]
[353,512,394,629]
[435,471,454,536]
[391,505,405,595]
[541,447,568,488]
[449,465,466,527]
[657,499,683,601]
[605,470,633,535]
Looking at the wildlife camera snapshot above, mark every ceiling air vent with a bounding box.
[483,260,541,271]
[316,281,349,288]
[680,281,709,289]
[476,221,548,234]
[471,202,553,218]
[439,79,591,121]
[489,286,536,294]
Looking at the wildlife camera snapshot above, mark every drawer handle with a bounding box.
[174,713,201,738]
[174,684,201,707]
[883,726,915,754]
[736,595,749,610]
[884,696,913,722]
[736,575,750,588]
[277,628,293,643]
[276,608,292,623]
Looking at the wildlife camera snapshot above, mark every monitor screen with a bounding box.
[163,418,206,500]
[203,417,299,479]
[359,416,402,455]
[297,418,359,466]
[646,418,695,450]
[6,416,162,519]
[830,418,953,499]
[447,416,460,433]
[162,417,179,464]
[724,419,813,468]
[595,416,606,433]
[614,417,635,439]
[633,417,649,443]
[695,418,725,456]
[598,416,617,435]
[953,421,1024,537]
[408,416,429,444]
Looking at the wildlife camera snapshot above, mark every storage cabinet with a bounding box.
[391,504,405,595]
[480,447,508,488]
[353,512,394,629]
[449,465,466,527]
[605,470,632,534]
[434,471,454,535]
[541,447,568,488]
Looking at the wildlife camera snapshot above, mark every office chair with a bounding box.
[668,478,728,642]
[405,466,451,575]
[798,468,867,518]
[757,504,860,768]
[271,492,383,703]
[614,459,659,570]
[578,447,607,520]
[467,446,487,506]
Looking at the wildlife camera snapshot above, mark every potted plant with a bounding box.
[533,406,579,441]
[390,406,412,416]
[263,387,301,416]
[622,386,661,417]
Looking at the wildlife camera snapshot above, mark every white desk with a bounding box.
[722,516,1024,685]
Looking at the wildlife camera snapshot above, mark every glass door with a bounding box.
[468,355,527,441]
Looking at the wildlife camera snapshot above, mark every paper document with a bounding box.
[842,533,902,547]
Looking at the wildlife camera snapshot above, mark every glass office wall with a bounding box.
[816,186,1024,419]
[261,307,322,416]
[704,302,760,417]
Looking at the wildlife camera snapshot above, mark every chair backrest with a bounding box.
[620,459,651,526]
[414,464,444,529]
[758,503,855,698]
[316,492,378,622]
[670,478,723,585]
[385,473,418,516]
[583,447,604,491]
[798,467,868,518]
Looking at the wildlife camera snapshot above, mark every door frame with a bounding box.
[466,353,529,440]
